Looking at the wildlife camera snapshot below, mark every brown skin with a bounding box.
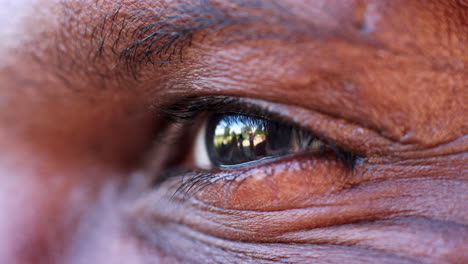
[0,0,467,263]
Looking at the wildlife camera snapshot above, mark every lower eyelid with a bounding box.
[171,153,355,211]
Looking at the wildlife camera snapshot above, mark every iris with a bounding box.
[206,114,303,167]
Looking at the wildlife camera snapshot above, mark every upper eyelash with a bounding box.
[159,96,244,122]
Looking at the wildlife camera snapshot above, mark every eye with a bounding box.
[155,96,359,206]
[194,113,327,169]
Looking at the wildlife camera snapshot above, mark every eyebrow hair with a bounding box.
[86,0,383,78]
[93,0,280,76]
[119,1,239,69]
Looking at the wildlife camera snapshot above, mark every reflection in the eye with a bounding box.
[208,114,292,166]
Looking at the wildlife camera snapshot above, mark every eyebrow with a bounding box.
[92,0,278,75]
[118,1,242,70]
[85,0,383,77]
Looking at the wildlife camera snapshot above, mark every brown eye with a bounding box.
[194,113,329,169]
[156,96,360,211]
[208,114,292,166]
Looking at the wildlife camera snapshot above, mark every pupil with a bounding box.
[207,114,292,166]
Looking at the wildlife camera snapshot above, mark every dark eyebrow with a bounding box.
[86,0,383,77]
[118,1,242,70]
[94,0,278,75]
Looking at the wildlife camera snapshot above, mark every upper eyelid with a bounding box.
[158,96,236,121]
[158,95,340,140]
[159,96,294,130]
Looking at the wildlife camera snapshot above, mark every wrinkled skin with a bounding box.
[0,0,467,263]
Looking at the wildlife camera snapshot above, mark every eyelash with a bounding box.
[155,96,359,197]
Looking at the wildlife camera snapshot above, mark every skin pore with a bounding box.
[0,0,467,263]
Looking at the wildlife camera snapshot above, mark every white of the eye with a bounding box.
[193,120,212,170]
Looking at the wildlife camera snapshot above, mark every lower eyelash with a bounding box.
[157,167,244,200]
[173,171,217,200]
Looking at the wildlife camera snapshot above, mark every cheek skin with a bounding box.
[0,154,87,263]
[0,149,162,264]
[134,155,467,262]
